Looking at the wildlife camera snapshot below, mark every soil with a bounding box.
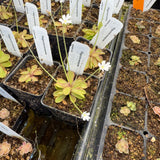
[5,57,59,95]
[0,136,33,160]
[120,49,148,72]
[147,137,160,160]
[148,105,160,138]
[42,67,99,117]
[86,5,99,23]
[127,18,150,35]
[0,6,23,26]
[151,22,160,38]
[18,13,50,29]
[111,93,146,130]
[125,33,149,52]
[150,38,160,55]
[0,96,23,128]
[130,7,160,22]
[116,67,147,98]
[102,126,144,160]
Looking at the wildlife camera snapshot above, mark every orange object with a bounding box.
[133,0,144,11]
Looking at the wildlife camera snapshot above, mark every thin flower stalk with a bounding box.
[49,12,69,82]
[60,3,70,71]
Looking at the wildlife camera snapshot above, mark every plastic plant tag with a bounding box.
[25,2,40,34]
[113,0,124,14]
[67,41,90,75]
[40,0,51,15]
[82,0,91,7]
[33,26,53,66]
[0,87,18,103]
[133,0,156,11]
[143,0,156,11]
[13,0,25,13]
[70,0,82,24]
[0,122,26,141]
[90,17,123,49]
[98,0,114,25]
[0,25,21,57]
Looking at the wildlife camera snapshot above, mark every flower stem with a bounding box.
[50,12,69,82]
[84,68,100,82]
[6,0,12,11]
[60,3,70,71]
[13,5,19,33]
[22,37,57,82]
[72,101,82,114]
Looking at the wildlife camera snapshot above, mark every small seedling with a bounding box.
[54,21,73,33]
[120,101,136,116]
[12,30,33,48]
[117,130,126,139]
[85,48,105,70]
[155,25,160,36]
[115,138,129,154]
[129,55,142,66]
[130,35,140,44]
[18,65,43,83]
[82,24,98,40]
[0,141,11,157]
[135,21,145,31]
[0,50,12,78]
[154,57,160,66]
[0,5,13,20]
[53,71,88,103]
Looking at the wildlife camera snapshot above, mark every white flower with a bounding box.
[59,14,72,25]
[60,0,65,3]
[81,112,90,121]
[98,61,111,72]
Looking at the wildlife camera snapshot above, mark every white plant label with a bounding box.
[67,41,90,75]
[13,0,25,13]
[0,25,21,57]
[0,87,18,103]
[90,17,123,49]
[70,0,82,24]
[25,3,40,34]
[0,122,26,141]
[40,0,51,15]
[33,26,53,66]
[98,0,114,25]
[82,0,91,7]
[113,0,124,14]
[143,0,156,12]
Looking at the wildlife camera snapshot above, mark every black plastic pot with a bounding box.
[41,65,102,125]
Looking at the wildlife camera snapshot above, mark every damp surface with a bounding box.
[21,110,80,160]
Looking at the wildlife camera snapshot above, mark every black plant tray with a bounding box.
[73,5,160,160]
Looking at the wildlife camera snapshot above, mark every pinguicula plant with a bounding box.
[129,55,142,66]
[120,101,136,116]
[115,138,129,154]
[135,21,145,31]
[130,35,140,44]
[0,44,12,78]
[82,24,98,40]
[85,47,105,70]
[154,57,160,66]
[12,30,33,48]
[18,65,43,83]
[0,5,13,20]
